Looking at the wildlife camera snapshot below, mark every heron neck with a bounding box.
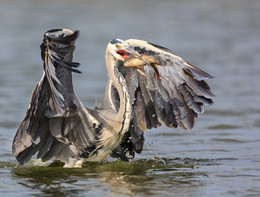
[105,53,131,135]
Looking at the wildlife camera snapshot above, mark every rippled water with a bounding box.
[0,0,260,196]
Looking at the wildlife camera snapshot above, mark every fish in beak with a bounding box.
[116,45,161,81]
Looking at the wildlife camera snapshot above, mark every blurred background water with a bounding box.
[0,0,260,196]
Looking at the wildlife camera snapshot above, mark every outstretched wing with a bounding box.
[12,29,100,166]
[111,39,214,161]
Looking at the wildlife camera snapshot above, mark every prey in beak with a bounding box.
[123,54,161,81]
[113,40,161,81]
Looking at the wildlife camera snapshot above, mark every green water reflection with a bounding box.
[11,157,218,196]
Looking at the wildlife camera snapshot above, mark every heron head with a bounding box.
[108,38,160,80]
[108,38,157,68]
[107,38,133,62]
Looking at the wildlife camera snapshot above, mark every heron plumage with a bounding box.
[111,39,214,160]
[12,29,214,167]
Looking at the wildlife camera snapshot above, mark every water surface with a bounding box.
[0,0,260,196]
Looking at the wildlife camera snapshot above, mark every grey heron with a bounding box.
[12,29,214,167]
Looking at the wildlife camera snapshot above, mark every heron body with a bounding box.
[12,29,214,167]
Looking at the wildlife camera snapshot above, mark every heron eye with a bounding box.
[115,44,119,48]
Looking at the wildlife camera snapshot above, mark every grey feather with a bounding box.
[13,29,100,166]
[13,32,214,166]
[36,134,54,159]
[41,140,63,162]
[112,39,214,159]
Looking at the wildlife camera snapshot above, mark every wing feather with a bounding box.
[41,140,63,162]
[112,39,214,160]
[12,29,100,166]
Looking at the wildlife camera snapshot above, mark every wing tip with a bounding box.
[45,29,79,43]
